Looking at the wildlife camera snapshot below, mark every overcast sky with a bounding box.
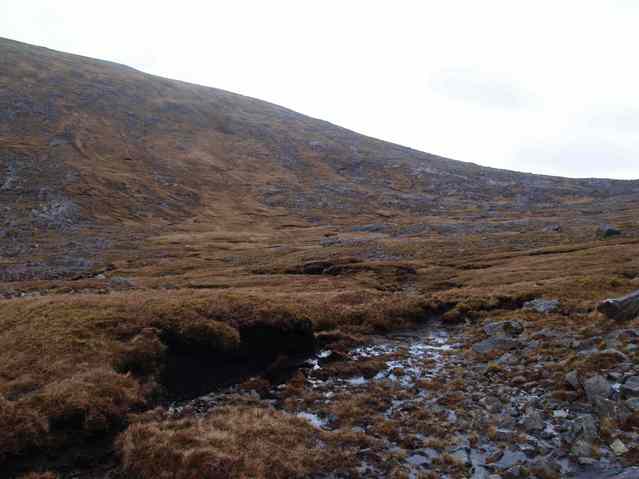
[2,1,639,179]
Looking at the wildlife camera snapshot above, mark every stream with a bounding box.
[167,323,635,478]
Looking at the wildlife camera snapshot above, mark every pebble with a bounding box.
[571,440,594,458]
[611,439,629,456]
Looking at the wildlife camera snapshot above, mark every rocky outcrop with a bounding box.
[598,290,639,321]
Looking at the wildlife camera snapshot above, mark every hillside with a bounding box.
[2,37,639,283]
[1,38,638,479]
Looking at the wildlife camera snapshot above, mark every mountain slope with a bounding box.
[2,37,639,282]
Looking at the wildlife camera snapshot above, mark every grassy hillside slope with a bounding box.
[1,38,638,477]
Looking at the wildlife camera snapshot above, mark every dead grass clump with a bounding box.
[114,327,166,376]
[441,292,532,323]
[0,395,47,461]
[311,295,440,333]
[161,319,240,353]
[117,406,359,478]
[35,368,143,434]
[575,349,629,376]
[370,418,402,443]
[315,329,365,350]
[326,389,392,427]
[621,411,639,432]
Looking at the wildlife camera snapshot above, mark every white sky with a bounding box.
[2,0,639,179]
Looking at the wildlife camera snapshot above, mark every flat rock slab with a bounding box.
[473,337,520,355]
[524,298,560,314]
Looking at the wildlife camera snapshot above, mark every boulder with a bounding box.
[483,320,524,337]
[593,397,621,420]
[570,415,598,442]
[571,439,594,458]
[598,224,621,238]
[598,289,639,321]
[583,375,612,403]
[524,299,560,314]
[522,409,544,432]
[626,398,639,412]
[621,376,639,399]
[473,337,520,355]
[565,370,580,390]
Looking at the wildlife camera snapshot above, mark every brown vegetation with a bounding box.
[117,406,366,479]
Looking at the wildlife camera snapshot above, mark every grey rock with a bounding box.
[543,224,562,233]
[483,320,524,337]
[609,371,624,382]
[495,450,528,469]
[621,376,639,399]
[470,466,491,479]
[110,276,134,288]
[406,453,430,466]
[611,439,629,456]
[598,289,639,321]
[473,337,520,355]
[571,439,594,457]
[608,467,639,479]
[583,374,612,402]
[593,397,619,419]
[524,298,560,314]
[570,414,598,442]
[496,352,518,365]
[493,429,515,442]
[479,396,503,413]
[565,370,580,390]
[626,398,639,412]
[522,410,544,432]
[449,448,471,466]
[598,224,622,238]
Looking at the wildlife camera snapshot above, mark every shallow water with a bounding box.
[171,323,633,478]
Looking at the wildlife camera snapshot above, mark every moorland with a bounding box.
[1,37,638,478]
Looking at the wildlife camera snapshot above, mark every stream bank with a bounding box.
[167,321,638,478]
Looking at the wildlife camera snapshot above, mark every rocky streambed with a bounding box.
[166,320,639,479]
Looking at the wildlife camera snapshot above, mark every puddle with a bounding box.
[297,411,328,429]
